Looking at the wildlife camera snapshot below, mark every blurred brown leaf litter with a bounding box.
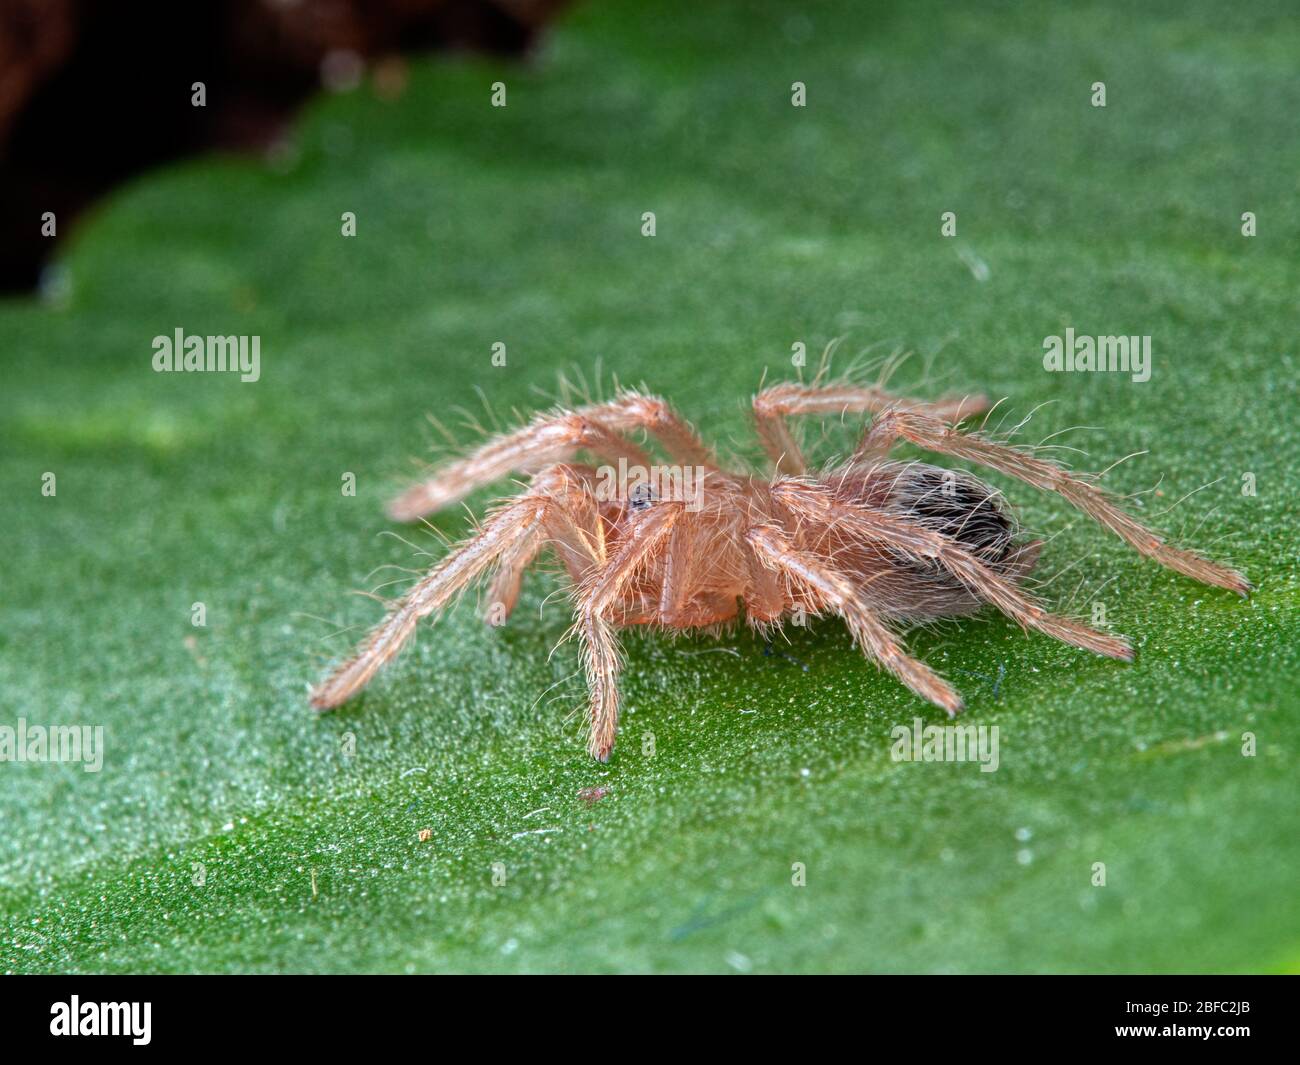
[0,0,569,292]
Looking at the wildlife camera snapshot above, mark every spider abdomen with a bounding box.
[811,462,1040,622]
[884,462,1015,564]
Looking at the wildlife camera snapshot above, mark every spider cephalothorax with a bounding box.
[311,383,1249,761]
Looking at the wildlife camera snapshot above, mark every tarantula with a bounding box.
[310,383,1249,760]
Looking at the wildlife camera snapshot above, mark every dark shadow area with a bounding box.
[0,0,567,292]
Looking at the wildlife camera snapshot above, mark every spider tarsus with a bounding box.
[933,687,964,716]
[1228,571,1253,597]
[386,486,439,524]
[308,675,352,712]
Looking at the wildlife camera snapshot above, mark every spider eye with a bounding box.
[629,484,656,510]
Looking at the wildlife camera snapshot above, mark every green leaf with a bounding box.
[2,0,1297,973]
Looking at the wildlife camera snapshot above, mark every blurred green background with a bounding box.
[1,0,1297,973]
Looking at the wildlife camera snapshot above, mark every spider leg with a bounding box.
[389,392,717,522]
[482,524,544,626]
[772,480,1133,660]
[312,465,601,710]
[753,382,989,475]
[590,392,717,468]
[739,533,785,622]
[388,412,651,522]
[746,525,964,713]
[851,409,1250,595]
[656,519,695,625]
[483,466,606,625]
[573,501,685,761]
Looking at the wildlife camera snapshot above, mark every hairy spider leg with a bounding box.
[752,382,990,476]
[312,464,604,710]
[852,409,1250,595]
[772,479,1132,660]
[746,525,964,712]
[388,393,718,522]
[483,465,607,624]
[572,501,685,760]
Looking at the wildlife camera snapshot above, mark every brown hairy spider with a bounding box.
[310,383,1249,761]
